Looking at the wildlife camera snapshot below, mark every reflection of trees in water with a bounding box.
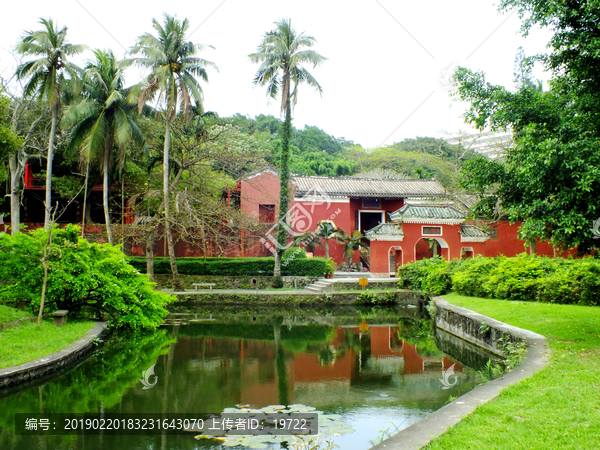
[397,318,442,357]
[0,329,175,450]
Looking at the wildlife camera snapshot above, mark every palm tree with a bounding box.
[249,18,326,279]
[292,230,322,254]
[16,18,85,229]
[315,221,341,259]
[129,14,216,289]
[336,230,369,266]
[64,49,145,245]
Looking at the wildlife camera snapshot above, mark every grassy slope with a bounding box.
[0,304,31,324]
[425,293,600,450]
[0,318,97,369]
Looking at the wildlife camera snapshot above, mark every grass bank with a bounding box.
[0,304,31,324]
[0,307,97,369]
[425,293,600,450]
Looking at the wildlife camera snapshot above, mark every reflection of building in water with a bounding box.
[174,325,463,409]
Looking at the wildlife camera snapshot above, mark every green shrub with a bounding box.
[397,256,456,295]
[451,256,502,297]
[482,255,556,300]
[128,256,327,277]
[398,253,600,306]
[0,225,172,330]
[282,246,307,262]
[354,291,396,305]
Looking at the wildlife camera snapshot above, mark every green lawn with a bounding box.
[424,293,600,450]
[0,318,97,369]
[0,304,32,324]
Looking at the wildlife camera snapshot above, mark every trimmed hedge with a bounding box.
[398,254,600,306]
[128,256,327,277]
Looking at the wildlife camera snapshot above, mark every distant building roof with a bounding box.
[292,175,447,199]
[444,130,513,159]
[452,194,479,214]
[365,223,405,241]
[460,225,490,242]
[390,204,466,224]
[238,167,279,182]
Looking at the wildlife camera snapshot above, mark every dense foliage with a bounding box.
[128,256,327,277]
[0,225,172,329]
[453,0,600,253]
[398,255,600,306]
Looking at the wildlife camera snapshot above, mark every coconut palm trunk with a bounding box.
[274,100,292,277]
[163,119,182,289]
[44,106,58,229]
[8,153,22,234]
[103,129,114,245]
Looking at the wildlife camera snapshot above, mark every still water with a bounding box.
[0,305,496,450]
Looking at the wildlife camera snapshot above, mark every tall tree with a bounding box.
[0,93,23,234]
[249,18,326,279]
[129,14,216,289]
[64,49,145,245]
[15,18,85,229]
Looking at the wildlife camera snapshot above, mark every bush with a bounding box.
[128,256,327,277]
[451,256,502,297]
[396,254,600,306]
[354,291,396,305]
[397,256,456,295]
[282,247,307,262]
[482,255,556,300]
[0,225,172,330]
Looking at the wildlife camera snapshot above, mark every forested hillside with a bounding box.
[218,113,476,191]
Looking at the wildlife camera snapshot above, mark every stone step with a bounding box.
[334,272,371,278]
[304,286,321,293]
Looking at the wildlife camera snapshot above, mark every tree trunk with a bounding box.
[8,153,21,234]
[103,134,113,245]
[146,227,155,283]
[529,239,537,256]
[81,161,90,238]
[325,239,330,259]
[163,119,182,290]
[38,226,54,327]
[44,107,58,230]
[274,99,293,278]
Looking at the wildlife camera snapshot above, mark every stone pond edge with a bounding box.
[369,297,550,450]
[0,321,108,389]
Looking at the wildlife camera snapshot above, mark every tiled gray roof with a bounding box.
[292,175,447,198]
[452,194,479,213]
[390,204,466,222]
[365,223,404,240]
[460,225,489,238]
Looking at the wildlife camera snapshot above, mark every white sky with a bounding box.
[0,0,552,149]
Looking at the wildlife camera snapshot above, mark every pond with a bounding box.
[0,305,499,450]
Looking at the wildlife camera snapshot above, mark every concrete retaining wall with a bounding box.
[370,297,550,450]
[169,290,423,307]
[154,274,318,289]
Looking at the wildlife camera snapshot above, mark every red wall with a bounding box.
[483,221,575,257]
[369,223,488,275]
[241,172,282,220]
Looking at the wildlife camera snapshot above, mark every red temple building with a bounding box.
[236,169,572,276]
